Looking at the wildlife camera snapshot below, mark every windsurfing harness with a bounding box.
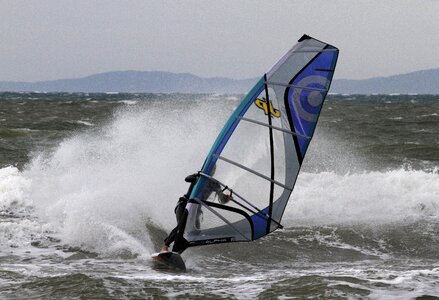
[172,34,339,253]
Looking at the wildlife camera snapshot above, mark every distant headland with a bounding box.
[1,68,439,94]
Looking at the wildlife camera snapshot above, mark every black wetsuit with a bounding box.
[163,173,198,247]
[163,173,226,248]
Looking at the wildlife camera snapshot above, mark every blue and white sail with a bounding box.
[173,35,339,252]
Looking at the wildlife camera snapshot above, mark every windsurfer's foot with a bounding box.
[160,245,169,252]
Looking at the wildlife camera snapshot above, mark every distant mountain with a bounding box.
[331,68,439,94]
[1,68,439,94]
[0,71,257,94]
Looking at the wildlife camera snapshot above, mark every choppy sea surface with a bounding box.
[0,92,438,299]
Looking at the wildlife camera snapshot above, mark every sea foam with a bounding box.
[0,101,437,256]
[284,169,439,226]
[18,101,229,256]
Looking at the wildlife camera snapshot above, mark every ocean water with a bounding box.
[0,92,438,299]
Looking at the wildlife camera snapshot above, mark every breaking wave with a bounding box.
[0,100,438,258]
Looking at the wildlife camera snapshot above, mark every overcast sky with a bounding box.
[1,0,439,82]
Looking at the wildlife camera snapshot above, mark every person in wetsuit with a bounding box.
[160,172,233,252]
[160,173,197,252]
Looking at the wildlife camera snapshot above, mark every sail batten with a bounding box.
[215,155,294,191]
[294,49,339,53]
[174,35,339,252]
[239,116,311,139]
[266,81,329,92]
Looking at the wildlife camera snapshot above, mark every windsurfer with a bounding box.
[160,171,233,252]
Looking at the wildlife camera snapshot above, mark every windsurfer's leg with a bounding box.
[161,203,185,251]
[161,226,177,252]
[160,198,187,252]
[195,205,202,230]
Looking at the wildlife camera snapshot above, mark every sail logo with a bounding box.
[255,98,281,118]
[290,75,327,123]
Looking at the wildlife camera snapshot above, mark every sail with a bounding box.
[173,35,339,252]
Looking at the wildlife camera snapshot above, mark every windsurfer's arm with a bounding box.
[205,177,234,204]
[218,192,233,204]
[217,185,233,204]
